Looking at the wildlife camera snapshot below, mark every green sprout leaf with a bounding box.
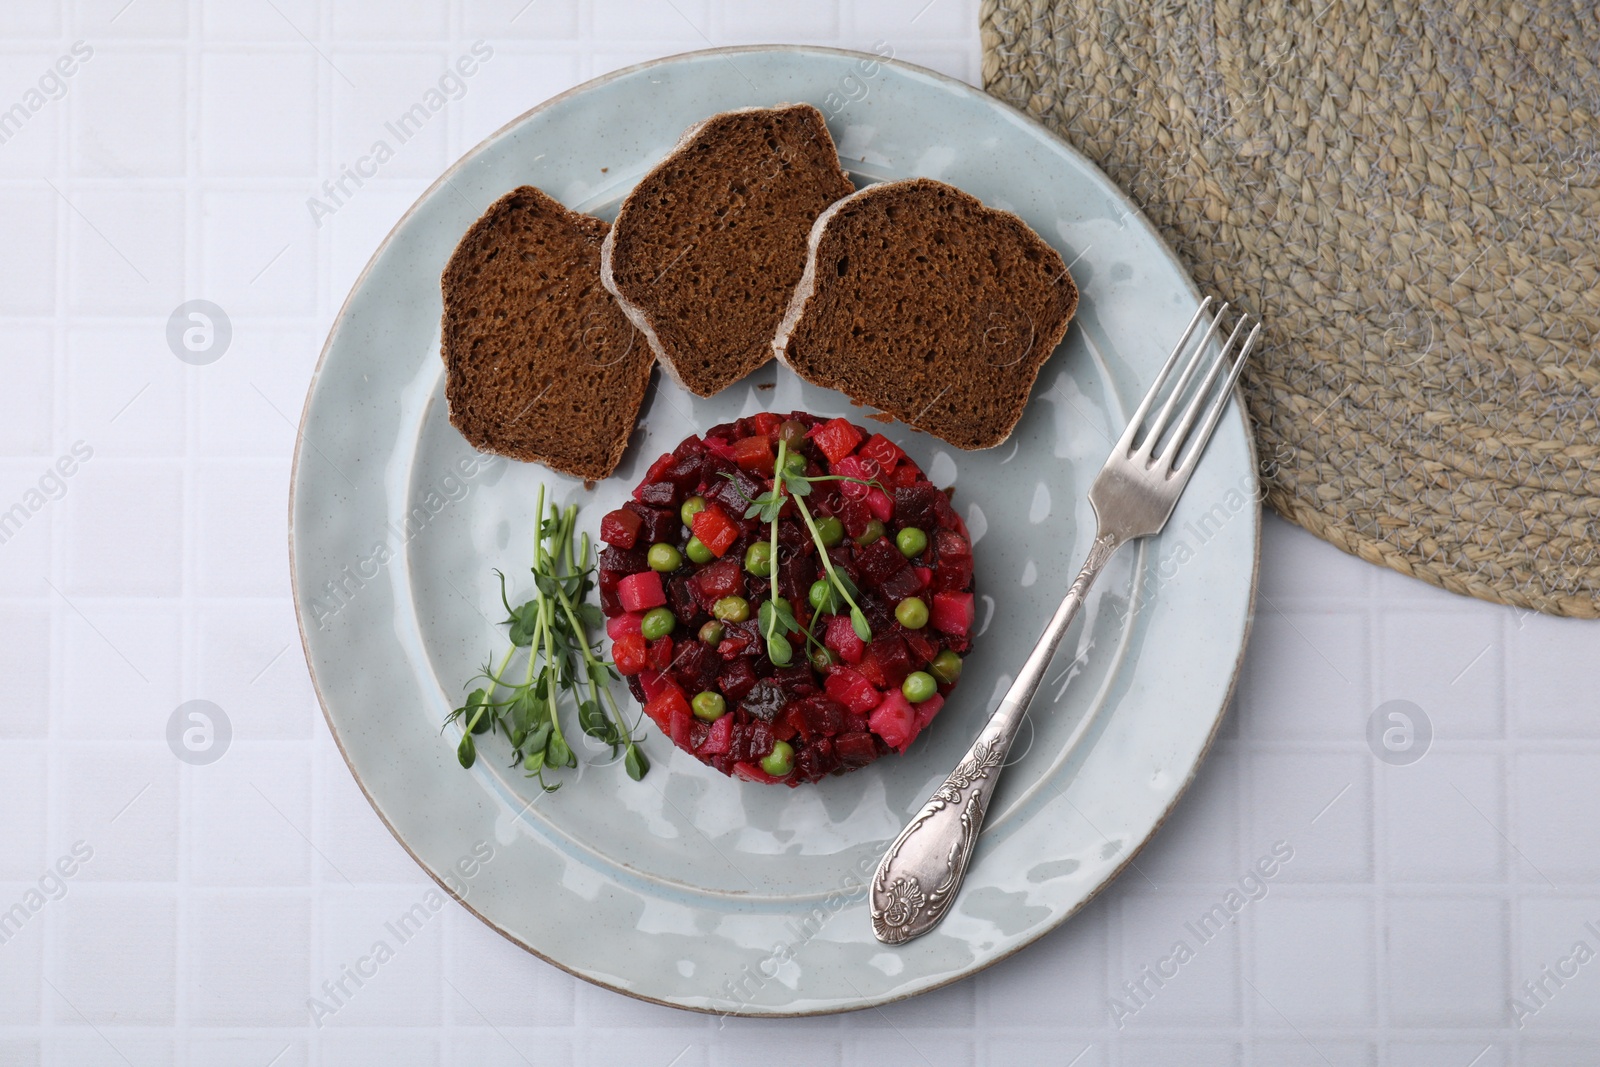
[456,731,476,769]
[850,606,871,642]
[625,744,649,781]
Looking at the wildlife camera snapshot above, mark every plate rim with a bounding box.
[288,43,1262,1017]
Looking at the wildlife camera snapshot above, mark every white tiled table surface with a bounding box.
[2,2,1597,1064]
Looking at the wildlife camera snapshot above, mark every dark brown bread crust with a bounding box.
[774,178,1077,450]
[601,104,855,398]
[441,186,652,481]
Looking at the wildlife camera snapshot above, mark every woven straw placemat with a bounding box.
[981,0,1600,618]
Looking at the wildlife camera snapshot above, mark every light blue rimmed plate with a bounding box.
[289,46,1259,1016]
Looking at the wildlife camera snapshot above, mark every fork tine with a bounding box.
[1174,319,1261,473]
[1156,314,1251,467]
[1135,303,1229,459]
[1114,297,1216,453]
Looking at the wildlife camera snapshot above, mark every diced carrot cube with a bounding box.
[690,504,740,557]
[810,417,863,465]
[731,434,774,473]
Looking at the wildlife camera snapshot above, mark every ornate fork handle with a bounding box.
[871,530,1122,944]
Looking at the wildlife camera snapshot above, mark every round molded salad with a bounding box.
[597,412,976,786]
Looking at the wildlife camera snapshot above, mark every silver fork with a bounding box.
[871,297,1262,945]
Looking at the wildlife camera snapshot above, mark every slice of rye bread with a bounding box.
[773,178,1078,451]
[441,185,652,481]
[600,103,856,398]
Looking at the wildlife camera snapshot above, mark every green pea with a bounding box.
[896,526,929,558]
[894,596,929,629]
[640,607,676,640]
[854,519,886,545]
[810,646,839,672]
[759,740,794,777]
[713,596,750,623]
[744,540,773,577]
[782,452,808,478]
[808,577,840,613]
[815,516,845,547]
[929,650,962,686]
[902,671,938,703]
[647,542,683,572]
[680,496,708,527]
[777,419,809,448]
[698,620,725,646]
[691,691,727,722]
[685,536,714,564]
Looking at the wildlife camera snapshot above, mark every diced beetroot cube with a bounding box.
[781,703,811,743]
[731,434,774,473]
[598,584,623,617]
[891,464,921,488]
[856,652,886,688]
[770,708,799,742]
[639,669,672,702]
[933,528,971,562]
[866,634,911,689]
[644,451,676,483]
[893,484,943,531]
[719,657,758,703]
[834,731,880,767]
[794,738,838,781]
[643,685,689,732]
[810,417,863,464]
[739,679,788,722]
[748,720,774,761]
[600,508,643,549]
[670,707,694,750]
[689,719,710,750]
[707,467,762,516]
[825,614,865,664]
[698,713,733,755]
[636,481,679,508]
[626,674,647,705]
[933,529,974,591]
[824,667,881,716]
[734,761,784,784]
[624,502,680,545]
[717,627,757,659]
[673,434,707,459]
[903,629,939,668]
[913,692,945,733]
[914,565,933,587]
[702,435,737,461]
[772,664,816,694]
[878,562,924,603]
[599,544,648,583]
[931,592,975,636]
[694,558,744,600]
[838,498,873,539]
[858,433,905,472]
[618,571,667,612]
[934,557,974,593]
[933,489,961,530]
[799,696,846,737]
[776,548,816,603]
[690,504,740,557]
[612,632,648,675]
[606,613,644,640]
[662,451,704,494]
[865,487,895,523]
[854,535,908,588]
[833,455,873,499]
[670,640,707,691]
[647,636,673,670]
[869,689,918,752]
[749,411,783,436]
[668,575,699,624]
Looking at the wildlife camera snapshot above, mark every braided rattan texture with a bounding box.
[981,0,1600,617]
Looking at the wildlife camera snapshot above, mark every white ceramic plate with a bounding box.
[290,46,1259,1016]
